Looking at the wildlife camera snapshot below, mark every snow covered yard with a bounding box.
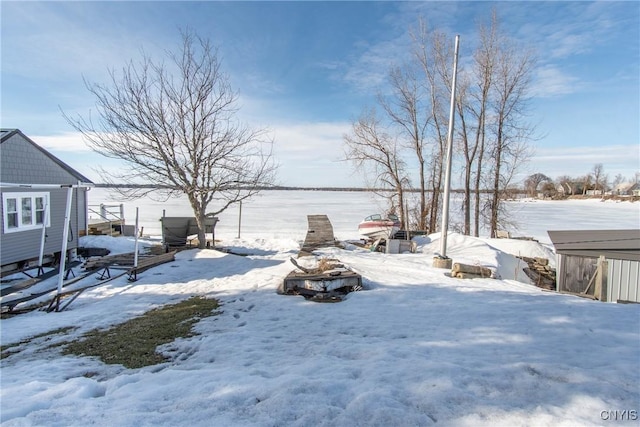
[1,233,638,426]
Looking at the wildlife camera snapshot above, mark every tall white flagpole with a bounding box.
[439,34,460,260]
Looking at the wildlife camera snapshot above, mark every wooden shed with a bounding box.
[548,229,640,303]
[1,129,93,273]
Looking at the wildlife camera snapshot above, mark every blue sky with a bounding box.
[1,1,638,187]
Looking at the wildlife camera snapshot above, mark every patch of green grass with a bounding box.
[62,297,219,369]
[1,326,77,359]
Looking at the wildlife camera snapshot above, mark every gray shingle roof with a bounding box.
[1,128,93,184]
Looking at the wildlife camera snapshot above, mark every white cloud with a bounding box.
[270,121,361,187]
[29,123,363,187]
[340,31,413,94]
[272,121,351,157]
[531,65,581,98]
[531,144,640,178]
[30,132,92,152]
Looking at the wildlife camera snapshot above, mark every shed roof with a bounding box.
[1,128,93,184]
[547,229,640,262]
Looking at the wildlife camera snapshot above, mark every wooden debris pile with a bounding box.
[518,256,556,290]
[279,257,362,302]
[451,263,494,279]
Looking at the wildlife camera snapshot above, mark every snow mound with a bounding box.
[415,232,553,283]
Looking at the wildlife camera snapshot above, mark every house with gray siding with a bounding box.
[0,129,93,273]
[548,229,640,303]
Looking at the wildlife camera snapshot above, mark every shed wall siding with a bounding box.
[607,259,640,303]
[1,134,88,266]
[557,255,598,295]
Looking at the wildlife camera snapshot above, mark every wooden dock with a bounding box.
[299,215,338,256]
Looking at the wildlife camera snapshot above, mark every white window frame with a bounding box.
[2,192,51,233]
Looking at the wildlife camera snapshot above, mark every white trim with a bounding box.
[0,182,93,189]
[2,192,51,233]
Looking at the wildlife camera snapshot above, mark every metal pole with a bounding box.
[405,200,410,240]
[133,207,139,269]
[37,202,48,274]
[439,34,460,259]
[56,186,74,297]
[237,200,242,239]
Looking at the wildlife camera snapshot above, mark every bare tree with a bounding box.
[379,65,429,230]
[582,174,593,195]
[524,173,551,197]
[456,12,499,236]
[343,109,410,227]
[556,175,575,196]
[65,31,277,248]
[540,181,557,198]
[612,173,625,193]
[591,163,605,194]
[413,22,451,233]
[487,31,536,237]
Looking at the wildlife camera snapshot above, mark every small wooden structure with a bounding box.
[548,229,640,303]
[85,219,125,236]
[83,249,176,282]
[299,215,338,256]
[48,249,177,312]
[279,258,362,302]
[160,216,218,248]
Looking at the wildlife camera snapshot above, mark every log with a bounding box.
[455,272,485,280]
[451,263,493,278]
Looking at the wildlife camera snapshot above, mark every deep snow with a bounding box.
[1,194,639,426]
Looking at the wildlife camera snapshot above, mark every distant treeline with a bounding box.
[94,183,510,193]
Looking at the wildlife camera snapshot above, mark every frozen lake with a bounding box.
[88,188,640,244]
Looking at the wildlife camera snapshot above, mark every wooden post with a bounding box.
[595,255,608,301]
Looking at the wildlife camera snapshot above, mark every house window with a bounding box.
[35,197,46,224]
[6,198,18,229]
[2,192,50,233]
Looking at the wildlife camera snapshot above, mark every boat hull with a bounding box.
[358,221,400,240]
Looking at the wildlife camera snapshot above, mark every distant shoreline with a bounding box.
[92,184,639,201]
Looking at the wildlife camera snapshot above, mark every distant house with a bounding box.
[0,129,93,273]
[613,182,640,196]
[548,229,640,303]
[557,181,584,196]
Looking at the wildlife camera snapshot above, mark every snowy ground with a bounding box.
[1,196,639,426]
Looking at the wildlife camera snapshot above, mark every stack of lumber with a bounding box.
[518,256,556,290]
[83,252,136,271]
[86,220,123,236]
[451,263,494,279]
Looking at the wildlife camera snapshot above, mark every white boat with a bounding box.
[358,214,401,240]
